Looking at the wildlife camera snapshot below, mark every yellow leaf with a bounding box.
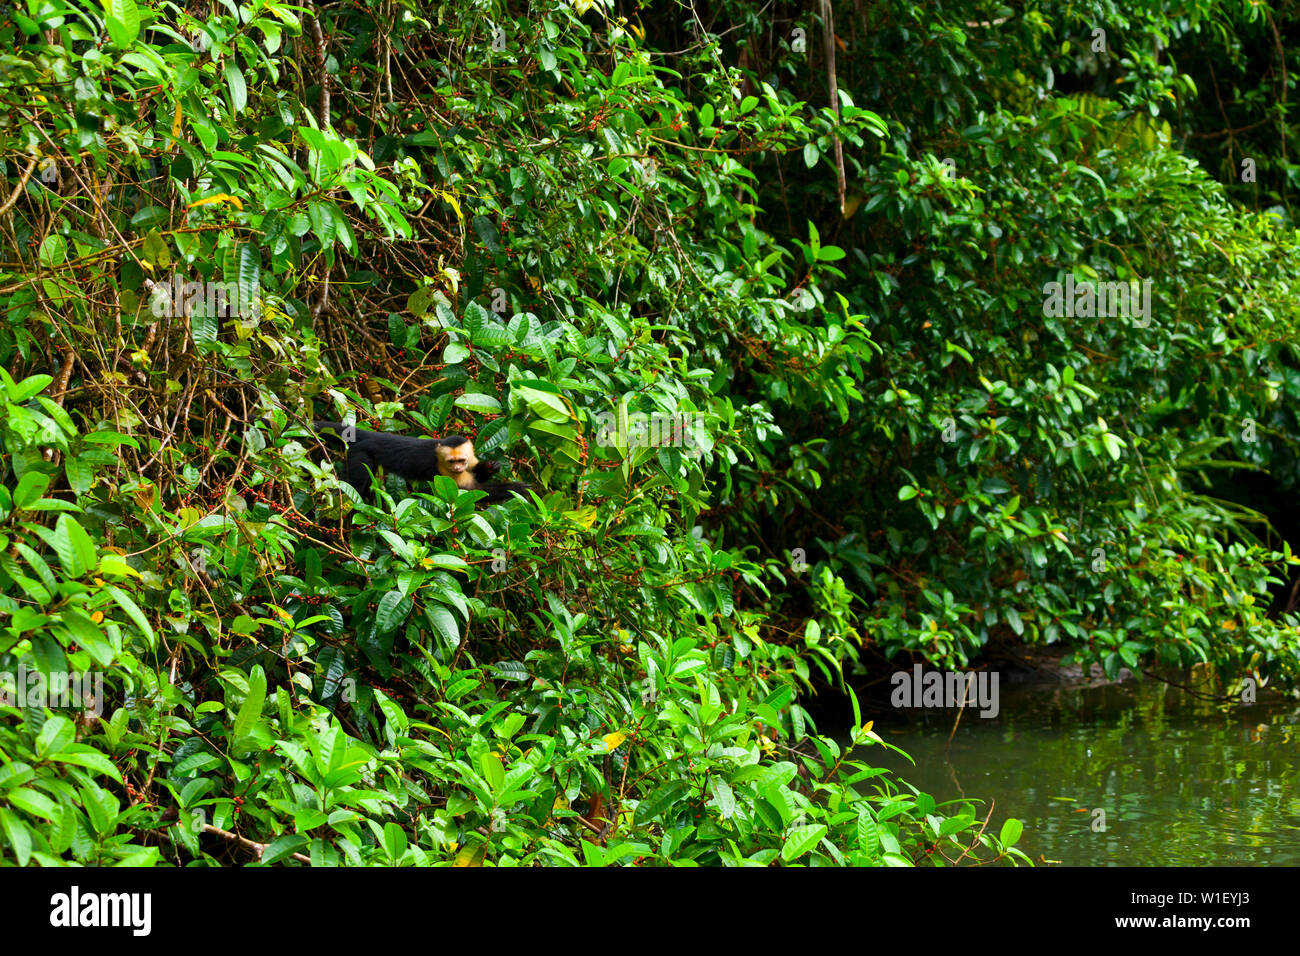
[172,99,184,139]
[133,483,156,512]
[91,611,104,624]
[564,506,598,528]
[438,190,464,225]
[453,844,485,867]
[603,731,627,752]
[97,559,140,579]
[186,194,244,211]
[438,266,460,295]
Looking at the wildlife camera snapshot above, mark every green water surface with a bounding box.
[857,677,1300,865]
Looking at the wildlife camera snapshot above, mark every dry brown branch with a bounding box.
[0,156,38,216]
[819,0,846,214]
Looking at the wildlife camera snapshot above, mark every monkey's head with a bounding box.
[437,437,475,475]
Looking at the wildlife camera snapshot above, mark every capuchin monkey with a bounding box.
[313,421,528,503]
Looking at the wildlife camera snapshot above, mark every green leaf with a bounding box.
[375,591,412,634]
[38,236,67,268]
[424,604,461,652]
[234,665,267,739]
[709,777,736,818]
[225,61,247,113]
[237,244,260,312]
[781,823,828,862]
[13,471,50,508]
[472,215,500,252]
[65,455,95,495]
[514,385,573,424]
[260,835,308,865]
[490,660,529,681]
[479,751,505,794]
[80,783,118,835]
[634,780,688,825]
[383,821,408,861]
[7,374,53,403]
[59,514,97,578]
[855,812,879,860]
[1005,607,1024,636]
[999,817,1023,847]
[8,787,58,821]
[35,716,75,758]
[52,746,122,780]
[105,586,155,647]
[102,0,141,43]
[309,202,338,247]
[454,393,502,414]
[0,809,32,865]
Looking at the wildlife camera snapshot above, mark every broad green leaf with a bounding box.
[424,604,460,652]
[106,586,155,647]
[376,591,412,634]
[0,810,33,865]
[781,824,828,862]
[633,780,688,825]
[225,62,247,113]
[35,716,75,757]
[233,665,267,739]
[102,0,141,43]
[479,751,505,794]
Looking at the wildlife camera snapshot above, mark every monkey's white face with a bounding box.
[440,444,472,474]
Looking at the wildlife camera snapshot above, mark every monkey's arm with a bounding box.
[477,481,529,503]
[344,449,380,501]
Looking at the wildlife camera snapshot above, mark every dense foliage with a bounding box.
[0,0,1296,866]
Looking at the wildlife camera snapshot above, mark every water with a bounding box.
[852,676,1300,865]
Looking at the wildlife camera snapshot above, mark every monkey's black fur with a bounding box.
[312,422,525,502]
